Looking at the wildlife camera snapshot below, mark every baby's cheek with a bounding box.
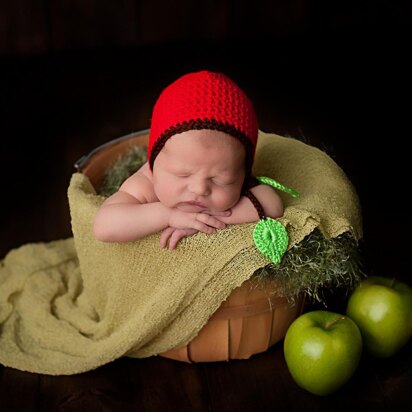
[214,188,241,211]
[155,180,182,206]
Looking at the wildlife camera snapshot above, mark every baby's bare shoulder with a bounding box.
[118,162,157,203]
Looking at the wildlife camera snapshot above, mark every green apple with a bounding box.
[284,310,362,396]
[346,276,412,358]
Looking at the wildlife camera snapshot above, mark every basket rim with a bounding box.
[74,128,150,172]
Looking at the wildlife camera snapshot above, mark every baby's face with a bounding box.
[152,130,246,213]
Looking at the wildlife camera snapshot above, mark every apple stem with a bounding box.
[325,316,346,329]
[390,278,397,288]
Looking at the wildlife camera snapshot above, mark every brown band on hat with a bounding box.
[149,118,255,175]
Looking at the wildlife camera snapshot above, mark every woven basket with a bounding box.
[75,130,305,362]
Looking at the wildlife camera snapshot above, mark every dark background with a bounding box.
[0,1,411,410]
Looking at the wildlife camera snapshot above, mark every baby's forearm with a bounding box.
[93,202,171,242]
[220,185,284,225]
[219,196,259,225]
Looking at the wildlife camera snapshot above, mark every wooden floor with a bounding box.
[1,33,411,411]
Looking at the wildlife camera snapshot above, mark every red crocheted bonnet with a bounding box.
[148,71,258,174]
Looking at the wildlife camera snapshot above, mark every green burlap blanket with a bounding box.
[0,132,362,375]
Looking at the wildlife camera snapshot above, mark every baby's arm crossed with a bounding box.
[219,184,284,225]
[161,185,283,249]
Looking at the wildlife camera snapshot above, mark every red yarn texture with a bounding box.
[148,71,258,169]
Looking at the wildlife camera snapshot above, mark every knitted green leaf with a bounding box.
[253,218,289,264]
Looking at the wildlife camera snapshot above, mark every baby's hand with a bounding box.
[162,210,231,250]
[160,227,198,250]
[168,209,228,234]
[201,210,232,217]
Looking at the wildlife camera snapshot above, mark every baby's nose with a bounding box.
[188,178,211,196]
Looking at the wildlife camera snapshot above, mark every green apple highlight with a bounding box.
[284,310,362,396]
[346,276,412,358]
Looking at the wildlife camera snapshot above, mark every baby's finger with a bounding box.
[196,213,226,230]
[201,210,231,217]
[168,231,186,250]
[160,227,175,249]
[192,221,217,234]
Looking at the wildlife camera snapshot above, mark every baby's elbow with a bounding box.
[266,201,284,219]
[93,212,115,242]
[93,212,138,243]
[93,219,110,242]
[252,185,284,220]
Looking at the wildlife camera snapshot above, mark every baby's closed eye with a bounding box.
[212,178,237,186]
